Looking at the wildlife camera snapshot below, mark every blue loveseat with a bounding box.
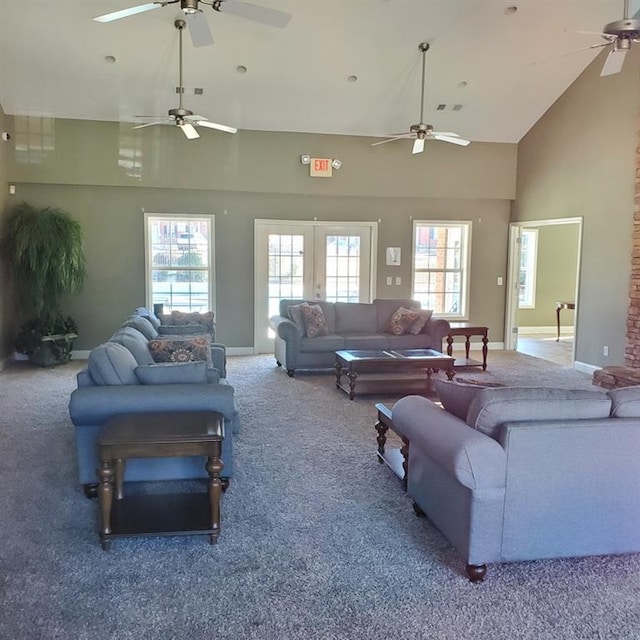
[390,383,640,582]
[69,312,239,495]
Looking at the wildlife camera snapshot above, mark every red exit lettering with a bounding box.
[313,159,329,171]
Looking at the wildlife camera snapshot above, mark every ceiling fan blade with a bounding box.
[179,122,200,139]
[433,134,471,146]
[370,135,412,147]
[195,120,238,134]
[93,2,164,23]
[431,131,459,138]
[601,47,627,76]
[132,121,167,129]
[185,12,214,47]
[217,0,291,28]
[578,30,616,41]
[412,138,425,154]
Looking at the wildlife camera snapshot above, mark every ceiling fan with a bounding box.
[578,0,639,76]
[93,0,291,47]
[371,42,470,155]
[132,19,237,140]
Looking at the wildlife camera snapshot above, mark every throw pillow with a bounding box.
[408,309,433,335]
[287,304,304,331]
[135,361,208,384]
[148,336,211,363]
[300,302,329,338]
[385,307,420,336]
[434,378,486,421]
[164,310,215,334]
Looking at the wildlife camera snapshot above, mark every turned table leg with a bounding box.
[347,367,358,401]
[97,460,114,551]
[206,448,224,545]
[374,418,388,461]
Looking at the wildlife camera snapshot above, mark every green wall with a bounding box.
[518,223,579,329]
[2,119,515,351]
[513,46,640,367]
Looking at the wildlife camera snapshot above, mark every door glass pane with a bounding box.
[268,234,304,318]
[325,235,361,303]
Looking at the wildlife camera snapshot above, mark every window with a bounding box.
[412,221,471,318]
[518,228,538,309]
[145,214,215,313]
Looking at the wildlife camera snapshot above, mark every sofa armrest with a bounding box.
[69,383,238,426]
[210,343,226,378]
[422,317,451,351]
[270,315,303,344]
[392,395,506,490]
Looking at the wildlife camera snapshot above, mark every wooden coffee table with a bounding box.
[335,348,455,400]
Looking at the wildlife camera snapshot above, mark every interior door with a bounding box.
[254,221,376,353]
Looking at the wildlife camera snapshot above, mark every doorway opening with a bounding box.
[505,218,582,367]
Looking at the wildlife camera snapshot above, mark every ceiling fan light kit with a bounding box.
[371,41,470,154]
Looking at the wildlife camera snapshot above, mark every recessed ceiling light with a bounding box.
[236,65,247,74]
[347,75,358,83]
[505,5,518,15]
[104,55,116,64]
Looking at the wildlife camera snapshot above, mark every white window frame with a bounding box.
[144,212,216,315]
[518,228,538,309]
[411,219,472,320]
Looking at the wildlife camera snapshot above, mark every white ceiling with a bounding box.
[0,0,637,144]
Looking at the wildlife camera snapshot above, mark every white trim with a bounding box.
[226,346,256,356]
[574,360,599,375]
[143,212,216,316]
[411,219,472,320]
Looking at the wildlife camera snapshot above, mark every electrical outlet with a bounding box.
[386,276,392,286]
[395,277,401,286]
[603,346,609,357]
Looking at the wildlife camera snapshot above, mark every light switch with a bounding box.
[395,277,401,286]
[386,277,392,285]
[497,276,503,286]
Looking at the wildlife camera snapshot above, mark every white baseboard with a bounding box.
[518,326,573,335]
[574,360,600,375]
[226,347,256,357]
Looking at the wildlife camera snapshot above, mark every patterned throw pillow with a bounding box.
[386,307,420,335]
[163,311,215,334]
[408,309,433,335]
[300,302,329,338]
[148,336,211,363]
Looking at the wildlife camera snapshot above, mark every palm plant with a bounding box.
[2,202,86,364]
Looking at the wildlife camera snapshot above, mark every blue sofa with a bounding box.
[390,383,640,581]
[269,298,450,377]
[69,312,239,495]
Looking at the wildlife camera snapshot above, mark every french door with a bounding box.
[254,220,377,353]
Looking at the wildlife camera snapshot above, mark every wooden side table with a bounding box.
[555,301,575,341]
[97,410,224,551]
[374,403,409,490]
[446,323,489,370]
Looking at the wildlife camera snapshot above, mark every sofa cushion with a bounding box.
[287,304,305,336]
[374,299,420,331]
[148,336,212,363]
[300,303,329,338]
[385,306,420,335]
[385,334,434,350]
[434,379,486,421]
[109,327,155,365]
[466,387,612,440]
[335,302,378,333]
[279,300,336,333]
[299,334,345,353]
[135,361,208,384]
[123,315,159,340]
[608,386,640,417]
[341,333,389,350]
[88,342,139,386]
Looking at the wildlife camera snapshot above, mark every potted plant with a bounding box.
[1,202,86,366]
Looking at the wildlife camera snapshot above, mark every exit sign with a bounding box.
[309,157,332,177]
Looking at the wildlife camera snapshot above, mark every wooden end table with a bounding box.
[555,301,575,341]
[374,403,409,489]
[446,323,489,370]
[97,410,224,551]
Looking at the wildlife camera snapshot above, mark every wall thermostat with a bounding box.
[1,132,11,141]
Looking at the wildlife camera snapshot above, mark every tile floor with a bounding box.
[516,332,574,367]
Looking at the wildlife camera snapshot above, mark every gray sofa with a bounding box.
[390,382,640,582]
[69,312,239,496]
[269,298,450,376]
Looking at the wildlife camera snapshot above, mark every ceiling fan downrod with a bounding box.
[169,19,193,120]
[418,42,430,124]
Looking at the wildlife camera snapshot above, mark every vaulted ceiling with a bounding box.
[1,0,638,144]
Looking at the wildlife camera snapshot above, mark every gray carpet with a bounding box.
[1,352,639,639]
